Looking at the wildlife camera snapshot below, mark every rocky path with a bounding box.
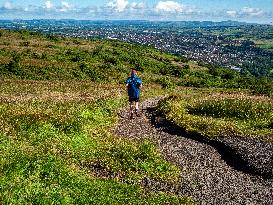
[114,97,273,205]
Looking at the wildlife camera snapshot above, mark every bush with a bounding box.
[102,54,118,65]
[252,78,273,97]
[73,39,81,45]
[72,54,83,62]
[46,34,60,42]
[20,41,30,47]
[158,76,176,89]
[6,54,23,75]
[79,62,100,81]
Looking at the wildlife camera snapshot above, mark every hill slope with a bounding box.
[0,29,272,97]
[0,29,184,82]
[0,29,273,204]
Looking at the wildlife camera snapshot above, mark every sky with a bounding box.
[0,0,273,24]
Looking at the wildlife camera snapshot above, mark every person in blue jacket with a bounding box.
[126,69,142,119]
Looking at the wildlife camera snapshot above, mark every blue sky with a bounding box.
[0,0,273,24]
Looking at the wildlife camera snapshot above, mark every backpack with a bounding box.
[127,75,142,98]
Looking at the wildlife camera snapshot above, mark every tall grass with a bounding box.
[158,90,273,141]
[188,99,273,128]
[0,81,193,204]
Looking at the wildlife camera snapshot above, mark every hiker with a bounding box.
[126,69,142,119]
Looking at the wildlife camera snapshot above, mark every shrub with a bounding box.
[102,54,118,65]
[20,41,30,47]
[6,54,23,75]
[79,62,100,81]
[41,53,48,60]
[46,34,60,42]
[252,78,273,97]
[73,39,81,45]
[158,76,176,89]
[92,45,103,56]
[71,53,83,62]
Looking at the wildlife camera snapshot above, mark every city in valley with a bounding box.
[0,19,272,77]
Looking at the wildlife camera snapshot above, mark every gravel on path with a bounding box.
[114,97,273,205]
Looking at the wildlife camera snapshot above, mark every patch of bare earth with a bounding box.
[113,97,273,205]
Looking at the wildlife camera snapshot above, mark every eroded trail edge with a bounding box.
[114,97,273,205]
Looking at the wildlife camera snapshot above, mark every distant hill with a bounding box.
[1,19,271,78]
[0,29,272,97]
[0,19,252,30]
[0,29,186,82]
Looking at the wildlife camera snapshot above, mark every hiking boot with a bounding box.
[135,109,140,117]
[130,113,134,119]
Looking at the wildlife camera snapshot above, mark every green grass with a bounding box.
[1,29,273,98]
[253,39,273,50]
[0,29,186,83]
[157,89,273,141]
[0,81,194,204]
[3,27,273,203]
[0,144,190,204]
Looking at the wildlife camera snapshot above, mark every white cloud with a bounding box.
[241,7,263,16]
[24,5,38,12]
[226,10,237,17]
[45,1,53,10]
[3,1,13,9]
[155,1,186,13]
[0,0,271,23]
[60,1,73,12]
[107,0,129,12]
[155,1,193,13]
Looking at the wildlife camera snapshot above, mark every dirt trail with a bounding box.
[114,97,273,205]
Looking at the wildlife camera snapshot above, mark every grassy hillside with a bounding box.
[0,29,272,204]
[1,29,272,97]
[0,80,195,204]
[0,29,184,82]
[157,89,273,142]
[0,30,200,204]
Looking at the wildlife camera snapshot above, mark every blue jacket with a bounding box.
[126,74,142,98]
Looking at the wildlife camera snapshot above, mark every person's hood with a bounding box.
[131,74,137,78]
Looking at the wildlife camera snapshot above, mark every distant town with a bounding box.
[0,19,272,76]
